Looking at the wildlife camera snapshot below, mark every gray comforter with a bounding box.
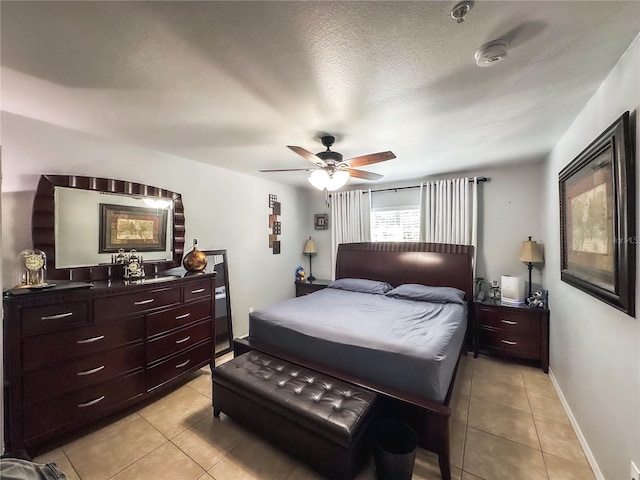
[249,287,467,402]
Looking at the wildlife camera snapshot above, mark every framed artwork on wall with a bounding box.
[99,204,168,253]
[314,213,328,230]
[559,111,635,316]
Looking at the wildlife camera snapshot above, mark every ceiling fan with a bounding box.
[259,135,396,191]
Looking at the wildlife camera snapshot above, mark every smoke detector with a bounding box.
[451,1,473,23]
[474,40,509,67]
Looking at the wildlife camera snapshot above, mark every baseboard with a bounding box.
[548,367,604,480]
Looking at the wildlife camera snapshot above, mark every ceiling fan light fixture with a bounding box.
[308,169,350,191]
[308,169,330,190]
[326,170,350,191]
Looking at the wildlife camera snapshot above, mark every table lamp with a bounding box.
[518,236,544,298]
[303,237,317,283]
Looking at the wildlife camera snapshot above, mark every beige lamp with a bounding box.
[518,236,544,298]
[303,237,317,282]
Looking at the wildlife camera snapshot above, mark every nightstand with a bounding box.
[474,299,549,373]
[295,279,331,297]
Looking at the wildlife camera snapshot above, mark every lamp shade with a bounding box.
[518,237,544,264]
[303,237,317,255]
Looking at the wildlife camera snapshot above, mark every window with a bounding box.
[371,207,420,242]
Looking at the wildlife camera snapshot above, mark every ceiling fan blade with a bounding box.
[287,146,327,167]
[345,151,396,168]
[347,169,383,181]
[258,168,315,172]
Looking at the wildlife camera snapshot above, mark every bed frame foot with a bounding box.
[438,453,451,480]
[213,407,221,418]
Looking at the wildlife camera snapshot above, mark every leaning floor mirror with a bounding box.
[201,250,233,357]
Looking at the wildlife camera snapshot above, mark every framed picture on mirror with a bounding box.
[99,204,168,253]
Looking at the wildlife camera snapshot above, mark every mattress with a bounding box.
[249,287,467,402]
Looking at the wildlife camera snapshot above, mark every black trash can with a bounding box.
[370,418,418,480]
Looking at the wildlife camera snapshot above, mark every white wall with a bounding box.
[307,162,544,293]
[2,112,312,339]
[542,34,640,480]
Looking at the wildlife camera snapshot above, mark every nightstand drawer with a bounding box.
[295,280,330,297]
[474,300,549,372]
[477,307,540,335]
[479,327,540,359]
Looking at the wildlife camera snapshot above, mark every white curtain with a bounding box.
[420,177,478,257]
[330,189,371,279]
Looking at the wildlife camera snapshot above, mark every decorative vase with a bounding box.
[182,238,207,272]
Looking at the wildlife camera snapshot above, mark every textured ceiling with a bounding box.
[2,1,639,188]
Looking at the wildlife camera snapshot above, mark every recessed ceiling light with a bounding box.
[474,40,509,67]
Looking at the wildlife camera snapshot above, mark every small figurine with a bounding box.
[295,266,306,283]
[527,289,547,308]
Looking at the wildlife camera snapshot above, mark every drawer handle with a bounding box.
[78,395,105,408]
[176,359,190,369]
[176,336,191,344]
[77,365,105,376]
[501,340,517,345]
[501,320,517,325]
[134,299,155,305]
[175,313,191,320]
[40,312,73,321]
[77,335,105,344]
[190,288,205,294]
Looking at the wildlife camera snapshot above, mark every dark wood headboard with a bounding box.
[335,242,474,300]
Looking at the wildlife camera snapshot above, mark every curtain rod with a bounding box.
[361,176,489,194]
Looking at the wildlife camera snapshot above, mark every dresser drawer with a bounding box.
[146,319,212,364]
[23,344,144,405]
[23,371,144,441]
[146,341,211,392]
[94,286,181,321]
[146,298,211,337]
[22,317,144,371]
[183,279,212,303]
[22,301,90,335]
[479,327,540,359]
[477,307,540,335]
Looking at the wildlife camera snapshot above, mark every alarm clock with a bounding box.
[17,248,47,287]
[123,250,145,280]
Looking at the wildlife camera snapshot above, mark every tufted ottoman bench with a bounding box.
[212,350,377,479]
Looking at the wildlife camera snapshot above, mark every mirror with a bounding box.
[33,175,185,281]
[201,249,234,357]
[55,187,174,268]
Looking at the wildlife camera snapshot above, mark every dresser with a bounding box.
[474,300,549,373]
[3,271,215,453]
[294,279,331,297]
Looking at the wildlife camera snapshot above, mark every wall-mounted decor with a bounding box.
[268,194,281,254]
[99,204,168,253]
[314,213,328,230]
[559,111,635,316]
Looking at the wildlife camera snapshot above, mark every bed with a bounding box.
[243,242,474,480]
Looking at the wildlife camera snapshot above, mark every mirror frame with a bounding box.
[201,249,234,358]
[32,174,185,281]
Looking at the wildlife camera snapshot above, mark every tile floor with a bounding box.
[33,353,595,480]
